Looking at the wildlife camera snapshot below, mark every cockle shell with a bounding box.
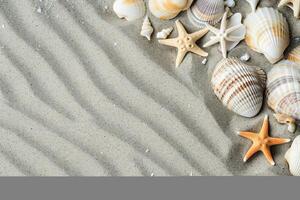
[244,7,290,64]
[140,16,154,40]
[211,57,266,118]
[288,45,300,64]
[157,27,173,39]
[285,136,300,176]
[113,0,146,21]
[266,60,300,132]
[187,0,225,28]
[149,0,193,20]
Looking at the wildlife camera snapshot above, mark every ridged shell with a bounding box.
[266,60,300,122]
[149,0,193,20]
[285,136,300,176]
[187,0,225,28]
[288,45,300,64]
[211,58,266,118]
[244,7,290,64]
[113,0,146,21]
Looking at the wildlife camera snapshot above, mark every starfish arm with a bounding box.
[203,37,220,47]
[206,24,220,35]
[238,131,257,140]
[278,0,291,7]
[220,38,227,58]
[225,35,245,42]
[158,38,179,48]
[268,137,291,146]
[243,144,261,162]
[226,24,244,34]
[220,10,229,32]
[260,115,269,138]
[190,28,209,41]
[175,20,187,37]
[261,146,275,165]
[175,50,187,67]
[190,46,208,57]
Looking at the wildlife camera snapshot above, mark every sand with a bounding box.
[0,0,298,176]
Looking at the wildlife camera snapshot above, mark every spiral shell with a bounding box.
[113,0,146,21]
[187,0,225,28]
[211,58,266,118]
[266,60,300,132]
[149,0,193,20]
[157,27,173,39]
[244,7,290,64]
[288,45,300,65]
[140,16,154,40]
[285,136,300,176]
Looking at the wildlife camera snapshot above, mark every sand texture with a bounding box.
[0,0,298,176]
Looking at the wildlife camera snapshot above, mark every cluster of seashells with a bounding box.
[112,0,300,175]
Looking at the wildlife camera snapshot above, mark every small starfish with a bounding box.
[203,9,245,58]
[158,20,208,67]
[238,115,291,166]
[278,0,300,18]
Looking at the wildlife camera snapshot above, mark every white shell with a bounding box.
[149,0,193,20]
[246,0,260,12]
[244,7,290,64]
[140,16,154,40]
[266,60,300,125]
[211,57,266,117]
[288,45,300,65]
[157,27,173,39]
[187,0,225,28]
[113,0,146,21]
[225,0,235,8]
[285,136,300,176]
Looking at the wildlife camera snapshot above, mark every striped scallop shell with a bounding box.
[187,0,225,28]
[266,60,300,122]
[211,58,266,118]
[244,7,290,64]
[288,45,300,65]
[113,0,146,21]
[149,0,193,20]
[285,136,300,176]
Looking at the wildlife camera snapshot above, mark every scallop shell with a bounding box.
[244,7,290,64]
[285,136,300,176]
[113,0,146,21]
[149,0,193,20]
[288,45,300,65]
[266,60,300,132]
[211,57,266,118]
[187,0,224,28]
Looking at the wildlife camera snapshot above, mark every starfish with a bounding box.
[158,20,208,67]
[278,0,300,18]
[203,9,245,58]
[238,115,291,166]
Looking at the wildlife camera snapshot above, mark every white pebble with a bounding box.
[240,53,251,62]
[150,173,154,177]
[114,42,118,46]
[145,149,150,153]
[202,58,207,65]
[225,0,235,8]
[36,7,42,14]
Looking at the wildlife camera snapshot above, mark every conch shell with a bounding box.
[140,16,154,41]
[149,0,193,20]
[113,0,146,21]
[285,136,300,176]
[211,57,266,118]
[157,27,173,39]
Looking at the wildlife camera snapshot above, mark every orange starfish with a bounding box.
[238,115,291,166]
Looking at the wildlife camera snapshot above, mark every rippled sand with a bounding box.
[0,0,298,176]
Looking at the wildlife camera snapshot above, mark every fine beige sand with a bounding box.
[0,0,298,176]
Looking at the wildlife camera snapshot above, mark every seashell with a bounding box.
[113,0,146,21]
[266,60,300,133]
[225,0,235,8]
[156,27,173,39]
[246,0,260,12]
[288,45,300,65]
[187,0,225,28]
[140,16,154,40]
[211,57,266,118]
[149,0,193,20]
[278,0,300,18]
[285,136,300,176]
[244,7,290,64]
